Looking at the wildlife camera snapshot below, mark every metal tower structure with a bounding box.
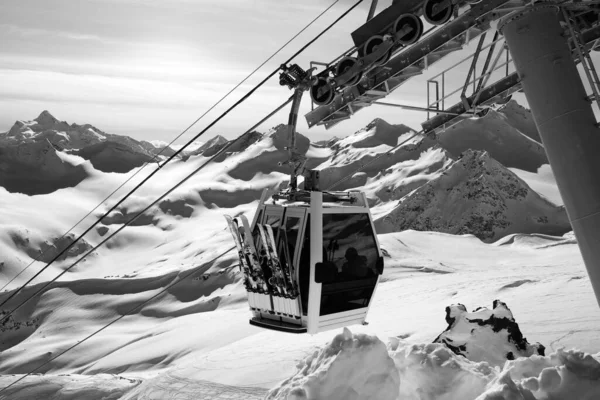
[301,0,600,308]
[499,4,600,307]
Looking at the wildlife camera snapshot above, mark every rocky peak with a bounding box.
[375,149,570,242]
[6,121,28,137]
[34,110,59,126]
[192,135,229,156]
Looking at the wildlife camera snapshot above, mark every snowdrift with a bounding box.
[268,301,600,400]
[267,328,399,400]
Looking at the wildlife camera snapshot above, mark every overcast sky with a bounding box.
[1,0,521,144]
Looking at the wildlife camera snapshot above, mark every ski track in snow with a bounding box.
[124,370,268,400]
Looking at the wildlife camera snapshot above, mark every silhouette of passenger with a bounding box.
[342,247,369,279]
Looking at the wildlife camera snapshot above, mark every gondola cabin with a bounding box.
[225,185,384,334]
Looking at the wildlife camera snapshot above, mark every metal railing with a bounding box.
[426,35,513,119]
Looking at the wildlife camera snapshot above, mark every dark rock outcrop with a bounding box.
[0,140,88,195]
[433,300,545,367]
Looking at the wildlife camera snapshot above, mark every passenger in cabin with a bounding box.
[341,247,369,279]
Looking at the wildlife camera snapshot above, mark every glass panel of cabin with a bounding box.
[299,219,311,316]
[319,212,379,316]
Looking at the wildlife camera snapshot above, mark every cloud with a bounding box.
[0,23,110,43]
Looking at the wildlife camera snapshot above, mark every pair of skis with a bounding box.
[255,224,298,299]
[224,214,268,294]
[253,222,301,318]
[224,214,300,317]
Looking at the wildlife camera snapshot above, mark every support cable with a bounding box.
[0,0,362,312]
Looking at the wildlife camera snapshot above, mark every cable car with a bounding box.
[224,64,383,334]
[225,171,384,334]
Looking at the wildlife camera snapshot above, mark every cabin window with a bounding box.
[266,214,281,232]
[319,213,379,316]
[282,217,301,271]
[299,213,379,317]
[299,219,311,316]
[322,213,379,281]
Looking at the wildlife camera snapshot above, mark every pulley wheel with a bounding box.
[335,56,363,87]
[364,35,392,66]
[423,0,454,26]
[310,76,335,106]
[393,13,424,46]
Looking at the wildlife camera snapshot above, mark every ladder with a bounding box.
[562,7,600,112]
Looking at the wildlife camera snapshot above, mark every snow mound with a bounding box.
[494,232,577,249]
[268,302,598,400]
[376,149,571,242]
[389,339,600,400]
[477,348,600,399]
[433,300,545,367]
[267,327,399,400]
[390,341,495,400]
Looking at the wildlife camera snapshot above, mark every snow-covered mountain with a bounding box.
[1,102,599,399]
[0,112,236,194]
[375,149,570,242]
[190,134,229,156]
[0,138,89,195]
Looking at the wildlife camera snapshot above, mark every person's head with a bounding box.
[345,247,358,260]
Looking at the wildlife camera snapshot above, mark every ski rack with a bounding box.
[305,0,520,129]
[421,15,600,135]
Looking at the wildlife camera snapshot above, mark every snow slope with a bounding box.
[1,102,599,399]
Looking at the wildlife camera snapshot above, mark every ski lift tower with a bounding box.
[499,4,600,308]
